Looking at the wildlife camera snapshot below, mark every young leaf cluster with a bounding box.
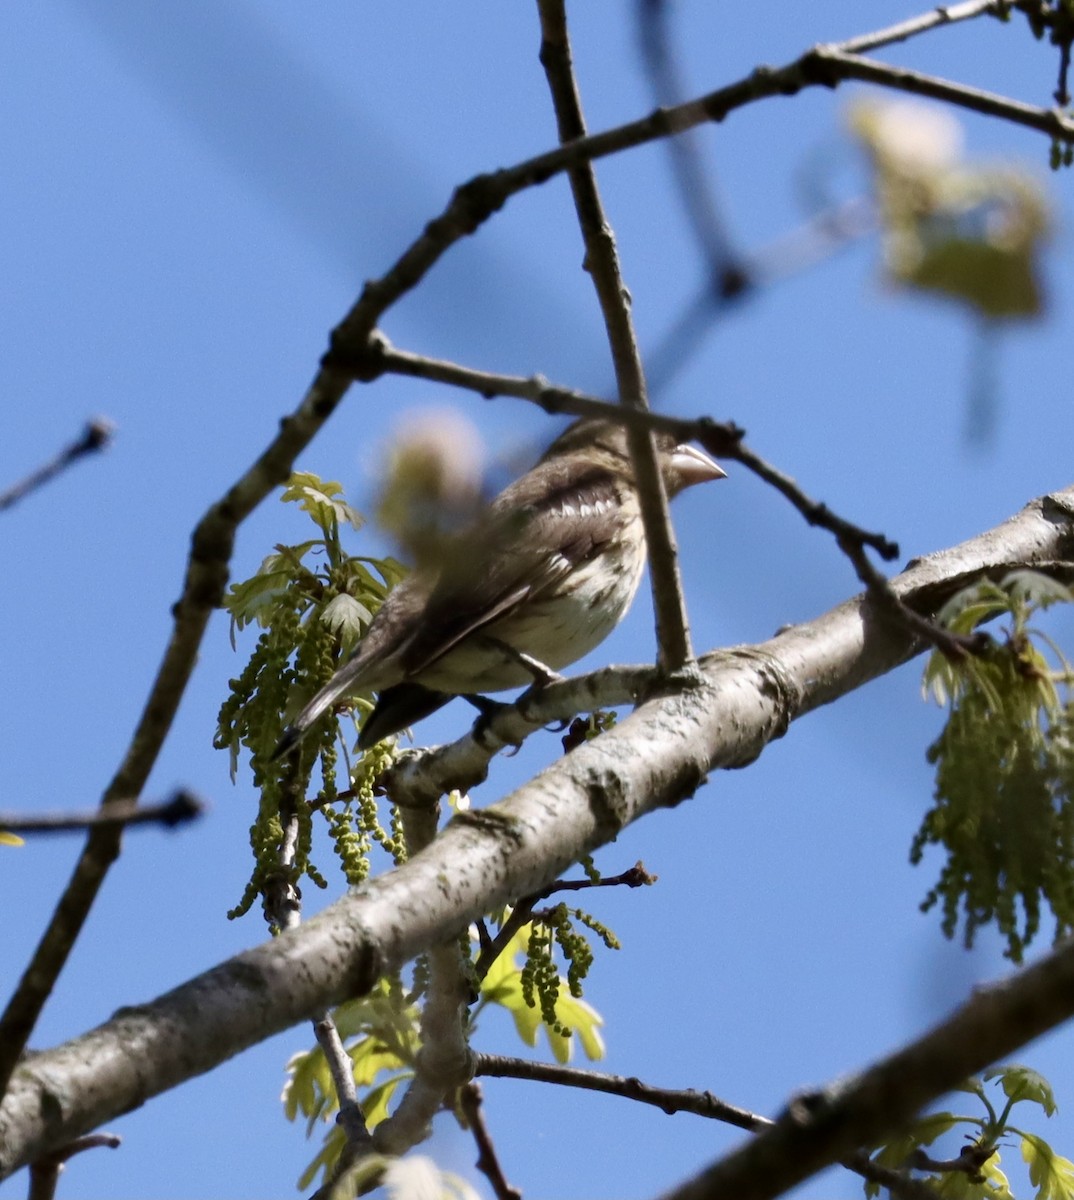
[213,473,406,920]
[284,927,606,1188]
[917,571,1074,960]
[865,1064,1074,1200]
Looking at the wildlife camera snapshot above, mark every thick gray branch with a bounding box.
[3,488,1074,1178]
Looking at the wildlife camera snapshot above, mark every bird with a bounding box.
[274,417,726,757]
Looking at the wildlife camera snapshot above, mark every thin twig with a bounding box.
[380,342,900,565]
[385,336,975,657]
[472,1056,952,1200]
[810,45,1074,136]
[475,1053,768,1129]
[28,1134,121,1200]
[0,419,115,512]
[473,863,655,981]
[636,0,748,302]
[838,0,1007,54]
[312,1011,374,1164]
[537,0,695,672]
[836,532,990,659]
[0,790,204,836]
[459,1082,522,1200]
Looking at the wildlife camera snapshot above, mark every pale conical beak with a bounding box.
[671,443,727,488]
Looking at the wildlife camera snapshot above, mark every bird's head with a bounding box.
[542,417,726,496]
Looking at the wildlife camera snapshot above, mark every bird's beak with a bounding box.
[671,443,727,487]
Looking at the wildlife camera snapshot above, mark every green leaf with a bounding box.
[549,992,605,1062]
[986,1065,1058,1117]
[1023,1132,1074,1200]
[870,1111,964,1166]
[321,593,374,657]
[282,472,365,536]
[932,1149,1011,1200]
[296,1126,346,1191]
[1003,571,1074,613]
[362,1073,409,1129]
[223,568,301,630]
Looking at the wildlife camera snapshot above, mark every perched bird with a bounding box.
[275,418,725,757]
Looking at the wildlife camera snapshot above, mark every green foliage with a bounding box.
[916,571,1074,960]
[479,924,606,1064]
[213,472,407,922]
[286,926,605,1188]
[865,1065,1074,1200]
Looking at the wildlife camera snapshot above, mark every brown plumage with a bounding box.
[275,418,725,756]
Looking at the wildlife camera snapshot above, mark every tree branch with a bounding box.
[371,792,472,1158]
[0,791,204,836]
[326,3,1072,369]
[838,0,1009,55]
[473,1055,938,1200]
[0,419,115,513]
[0,363,357,1097]
[656,935,1074,1200]
[27,1134,121,1200]
[5,487,1074,1177]
[458,1082,522,1200]
[537,0,694,671]
[475,1053,765,1130]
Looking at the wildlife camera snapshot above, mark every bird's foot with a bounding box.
[483,637,564,687]
[462,694,518,750]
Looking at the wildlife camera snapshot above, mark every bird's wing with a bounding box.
[396,459,627,677]
[273,572,432,755]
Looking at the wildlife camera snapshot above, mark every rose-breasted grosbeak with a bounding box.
[275,418,725,756]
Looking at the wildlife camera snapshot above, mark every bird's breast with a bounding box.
[415,518,647,692]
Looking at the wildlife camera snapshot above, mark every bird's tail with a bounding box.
[272,654,372,760]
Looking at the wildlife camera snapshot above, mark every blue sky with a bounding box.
[4,2,1074,1197]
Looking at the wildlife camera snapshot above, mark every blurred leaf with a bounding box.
[0,830,24,847]
[850,98,1049,322]
[986,1065,1058,1116]
[932,1150,1011,1200]
[1023,1132,1074,1200]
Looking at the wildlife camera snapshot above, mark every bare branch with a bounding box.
[473,1057,938,1200]
[311,1011,374,1183]
[28,1132,120,1200]
[809,45,1074,136]
[473,863,654,981]
[838,0,1009,55]
[458,1082,522,1200]
[0,419,115,513]
[327,5,1071,370]
[27,1134,121,1200]
[0,790,204,836]
[537,0,694,671]
[475,1053,766,1131]
[376,341,900,567]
